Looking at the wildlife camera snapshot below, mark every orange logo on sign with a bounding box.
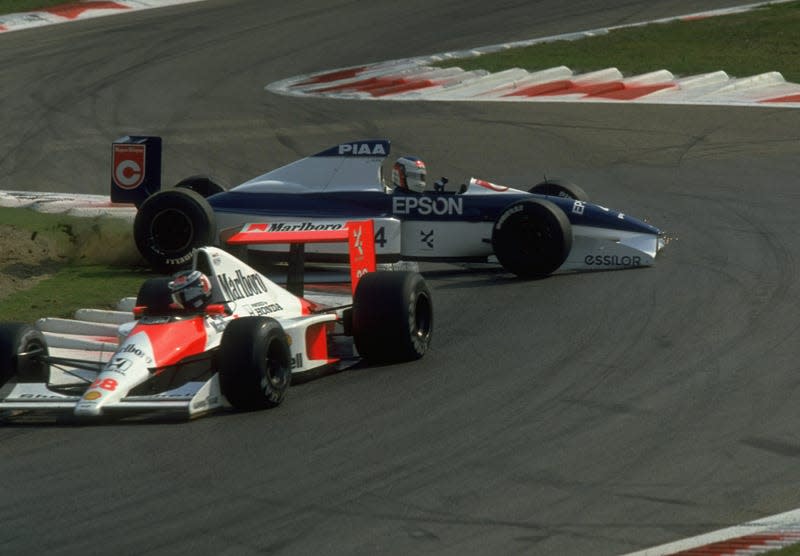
[112,144,146,190]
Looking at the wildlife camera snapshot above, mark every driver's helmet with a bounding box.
[392,156,427,193]
[168,270,212,310]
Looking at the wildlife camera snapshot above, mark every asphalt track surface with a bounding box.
[2,1,800,555]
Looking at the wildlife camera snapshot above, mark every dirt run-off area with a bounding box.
[0,218,142,301]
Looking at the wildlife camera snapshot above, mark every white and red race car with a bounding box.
[0,221,433,420]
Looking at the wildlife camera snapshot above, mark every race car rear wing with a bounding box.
[225,220,376,296]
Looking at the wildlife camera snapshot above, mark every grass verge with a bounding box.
[0,207,150,322]
[0,265,151,322]
[436,1,800,83]
[768,544,800,555]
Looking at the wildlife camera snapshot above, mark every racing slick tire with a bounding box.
[529,178,589,201]
[492,199,572,279]
[135,276,174,315]
[352,271,433,363]
[133,188,216,273]
[174,175,227,197]
[0,323,49,386]
[218,317,292,411]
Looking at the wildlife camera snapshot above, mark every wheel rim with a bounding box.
[261,340,289,394]
[19,338,48,379]
[410,292,432,341]
[20,339,46,357]
[150,208,194,253]
[515,213,558,258]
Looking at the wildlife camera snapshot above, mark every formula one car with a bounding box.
[112,136,664,278]
[0,221,433,420]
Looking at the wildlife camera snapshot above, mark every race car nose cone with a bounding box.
[74,397,104,417]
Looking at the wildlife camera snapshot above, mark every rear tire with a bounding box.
[0,323,49,386]
[529,178,589,201]
[133,188,216,273]
[492,199,572,278]
[352,271,433,363]
[175,175,226,198]
[218,317,291,411]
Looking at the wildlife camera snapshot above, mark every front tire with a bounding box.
[133,188,216,273]
[0,323,49,386]
[492,199,572,279]
[352,271,433,363]
[218,317,292,411]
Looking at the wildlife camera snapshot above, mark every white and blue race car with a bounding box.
[114,137,664,277]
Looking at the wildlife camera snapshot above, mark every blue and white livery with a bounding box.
[117,137,665,278]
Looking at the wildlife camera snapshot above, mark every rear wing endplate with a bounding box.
[226,220,376,296]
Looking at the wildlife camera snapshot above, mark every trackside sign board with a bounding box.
[110,136,162,206]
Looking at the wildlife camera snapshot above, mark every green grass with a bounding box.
[768,544,800,555]
[0,208,150,321]
[0,264,151,322]
[0,1,75,15]
[437,1,800,83]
